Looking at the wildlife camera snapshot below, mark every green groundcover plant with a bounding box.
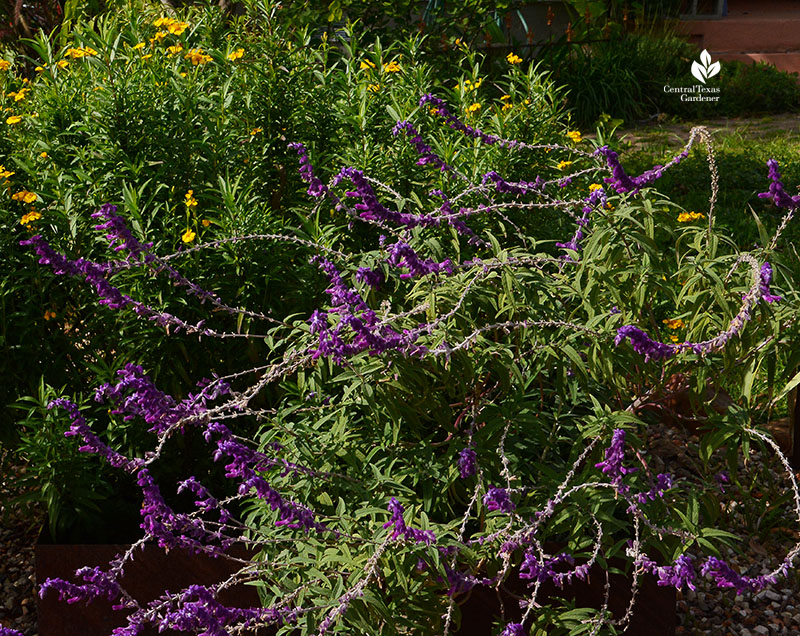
[3,2,800,636]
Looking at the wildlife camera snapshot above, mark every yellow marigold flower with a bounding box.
[184,48,212,65]
[132,42,146,50]
[12,190,37,203]
[0,165,14,178]
[567,130,582,143]
[500,94,510,101]
[40,151,48,158]
[460,78,482,92]
[383,61,401,73]
[662,318,685,330]
[201,219,211,227]
[166,44,184,56]
[151,31,168,44]
[367,83,380,93]
[141,54,153,60]
[34,66,43,72]
[227,48,244,61]
[557,160,572,170]
[167,21,189,35]
[677,211,705,223]
[467,102,481,113]
[153,16,177,27]
[44,310,56,321]
[589,183,603,191]
[506,52,522,64]
[182,228,196,243]
[0,60,10,71]
[20,210,41,225]
[7,88,29,102]
[359,59,376,70]
[57,60,69,69]
[670,334,679,343]
[249,127,263,135]
[65,46,98,58]
[502,102,512,112]
[185,189,198,208]
[6,115,22,124]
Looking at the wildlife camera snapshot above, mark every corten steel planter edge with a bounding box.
[35,533,278,636]
[454,551,676,636]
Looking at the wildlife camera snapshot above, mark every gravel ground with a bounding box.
[646,418,800,635]
[2,419,800,635]
[0,452,40,636]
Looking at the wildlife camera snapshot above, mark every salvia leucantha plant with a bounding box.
[9,94,800,636]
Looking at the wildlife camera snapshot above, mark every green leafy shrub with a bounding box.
[0,0,572,540]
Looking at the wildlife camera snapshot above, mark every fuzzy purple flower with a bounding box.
[715,471,730,494]
[757,159,800,210]
[595,429,637,486]
[638,554,697,591]
[383,498,435,544]
[759,262,782,303]
[457,447,477,479]
[483,486,515,513]
[614,325,677,363]
[500,623,525,636]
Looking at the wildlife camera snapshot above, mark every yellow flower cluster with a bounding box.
[359,59,376,70]
[57,60,70,69]
[567,130,582,143]
[20,210,42,226]
[467,102,481,113]
[7,88,29,102]
[185,49,212,65]
[589,183,603,191]
[249,127,263,136]
[64,46,98,58]
[44,309,56,321]
[557,160,572,170]
[166,44,184,56]
[154,17,189,35]
[0,165,15,179]
[383,61,401,73]
[185,189,198,208]
[12,190,37,203]
[6,115,22,125]
[662,318,685,330]
[182,228,196,243]
[367,83,380,93]
[227,48,244,61]
[500,95,512,112]
[456,78,482,92]
[506,52,522,64]
[677,211,705,222]
[0,60,11,71]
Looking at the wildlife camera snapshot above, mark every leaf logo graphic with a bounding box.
[691,49,721,84]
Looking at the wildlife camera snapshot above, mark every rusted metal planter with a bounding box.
[456,557,675,635]
[35,537,270,636]
[37,534,674,636]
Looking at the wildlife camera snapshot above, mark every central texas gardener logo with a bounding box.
[691,49,721,84]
